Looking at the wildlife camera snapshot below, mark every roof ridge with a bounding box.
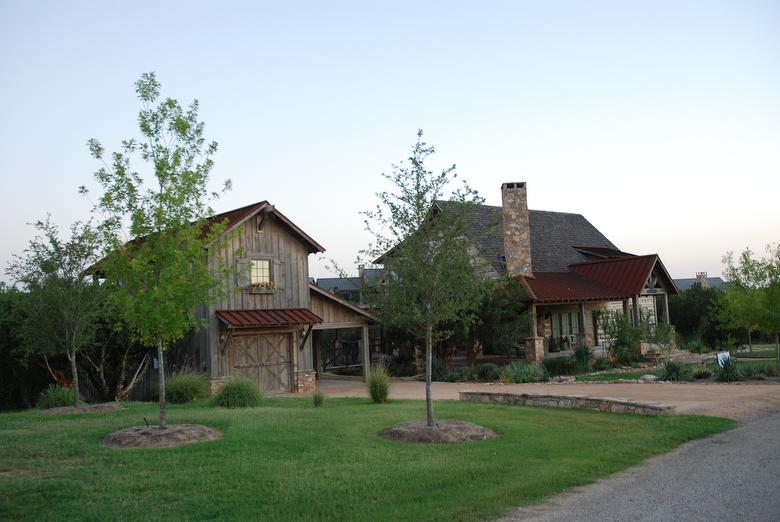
[569,253,657,267]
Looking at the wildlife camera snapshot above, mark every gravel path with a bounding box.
[315,379,780,420]
[499,411,780,522]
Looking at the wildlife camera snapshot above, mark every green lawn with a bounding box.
[0,398,734,521]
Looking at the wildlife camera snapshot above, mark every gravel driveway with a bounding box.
[316,379,780,420]
[499,410,780,522]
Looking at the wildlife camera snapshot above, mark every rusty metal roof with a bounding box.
[522,273,629,303]
[216,308,323,328]
[569,255,659,295]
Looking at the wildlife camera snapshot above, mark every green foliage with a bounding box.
[503,361,548,383]
[313,388,325,408]
[592,356,612,371]
[692,367,713,379]
[474,276,529,356]
[715,357,744,382]
[670,284,732,349]
[685,338,708,353]
[85,73,233,425]
[542,356,578,376]
[387,360,418,377]
[166,371,210,404]
[360,130,484,425]
[211,377,262,408]
[368,366,390,403]
[6,218,106,409]
[36,385,83,409]
[444,366,474,382]
[573,344,592,371]
[659,361,690,381]
[474,363,501,382]
[600,312,643,364]
[431,357,449,382]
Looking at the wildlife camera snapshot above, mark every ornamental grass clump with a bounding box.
[368,366,390,403]
[475,363,501,382]
[166,371,210,404]
[573,344,593,372]
[313,388,325,407]
[503,362,548,383]
[659,361,690,382]
[37,385,83,409]
[715,357,744,383]
[211,377,263,408]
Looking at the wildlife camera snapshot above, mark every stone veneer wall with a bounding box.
[460,390,674,416]
[296,371,316,393]
[501,182,532,277]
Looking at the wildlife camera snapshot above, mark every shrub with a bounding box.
[542,356,577,376]
[166,371,210,404]
[444,366,474,382]
[504,362,548,383]
[387,360,418,377]
[475,363,501,382]
[36,385,82,409]
[431,358,449,382]
[592,357,612,371]
[692,367,712,379]
[573,344,592,371]
[313,388,325,407]
[368,365,390,403]
[685,339,708,354]
[715,357,743,382]
[659,361,690,382]
[759,364,780,377]
[211,377,263,408]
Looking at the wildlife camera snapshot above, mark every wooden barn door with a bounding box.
[228,333,292,394]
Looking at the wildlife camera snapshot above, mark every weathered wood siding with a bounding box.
[189,212,314,377]
[309,291,367,327]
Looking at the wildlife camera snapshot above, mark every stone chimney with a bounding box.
[696,272,708,289]
[501,182,533,277]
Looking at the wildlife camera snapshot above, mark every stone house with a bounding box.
[437,182,678,361]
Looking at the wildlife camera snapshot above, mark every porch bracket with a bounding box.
[299,325,313,351]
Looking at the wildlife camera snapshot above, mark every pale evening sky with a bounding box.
[1,1,778,281]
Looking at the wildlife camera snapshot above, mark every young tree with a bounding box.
[362,130,484,427]
[474,276,529,362]
[723,249,763,351]
[724,244,780,364]
[84,73,232,428]
[6,219,105,408]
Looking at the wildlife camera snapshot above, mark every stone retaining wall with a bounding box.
[459,390,674,416]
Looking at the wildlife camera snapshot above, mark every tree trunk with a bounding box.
[156,335,167,429]
[425,324,434,428]
[68,350,81,408]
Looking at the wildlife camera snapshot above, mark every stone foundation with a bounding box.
[296,371,316,393]
[208,377,230,395]
[459,390,674,416]
[525,337,544,363]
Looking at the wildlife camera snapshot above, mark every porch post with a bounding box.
[314,331,322,380]
[578,303,586,332]
[632,295,640,326]
[361,325,371,383]
[622,298,630,324]
[662,293,671,324]
[529,303,538,337]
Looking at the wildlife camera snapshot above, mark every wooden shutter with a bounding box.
[273,259,285,289]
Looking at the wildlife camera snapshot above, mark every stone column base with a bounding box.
[525,337,545,363]
[576,333,593,348]
[296,371,316,393]
[208,377,230,395]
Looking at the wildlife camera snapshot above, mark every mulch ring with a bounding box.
[41,402,124,416]
[103,424,222,449]
[379,420,498,444]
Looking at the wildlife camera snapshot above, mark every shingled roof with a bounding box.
[435,201,620,273]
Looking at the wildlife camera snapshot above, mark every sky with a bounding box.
[1,1,778,281]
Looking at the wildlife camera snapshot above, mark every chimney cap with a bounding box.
[501,182,526,190]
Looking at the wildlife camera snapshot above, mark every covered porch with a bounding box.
[309,283,378,382]
[522,254,678,360]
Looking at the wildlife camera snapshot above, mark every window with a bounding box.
[250,259,271,285]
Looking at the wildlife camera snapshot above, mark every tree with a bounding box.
[84,73,232,428]
[362,130,484,427]
[669,284,731,349]
[6,219,105,408]
[474,276,528,361]
[723,249,763,351]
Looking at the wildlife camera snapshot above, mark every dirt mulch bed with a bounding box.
[379,420,498,444]
[103,424,222,449]
[41,402,124,416]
